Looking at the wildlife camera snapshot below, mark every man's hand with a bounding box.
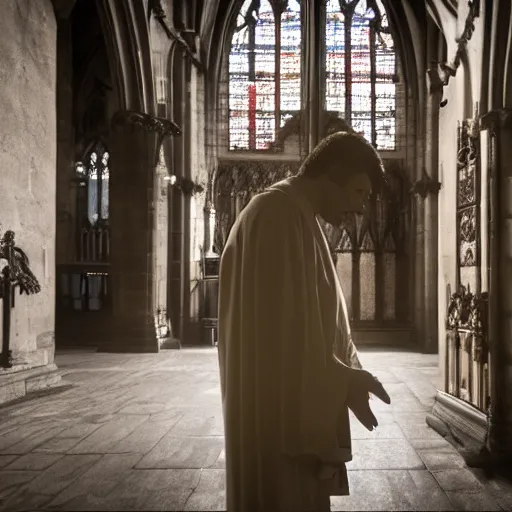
[346,369,391,432]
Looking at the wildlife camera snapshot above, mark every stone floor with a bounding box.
[0,347,511,511]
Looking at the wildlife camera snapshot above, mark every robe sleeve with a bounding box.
[218,191,350,462]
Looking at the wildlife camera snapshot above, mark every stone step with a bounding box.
[0,364,64,406]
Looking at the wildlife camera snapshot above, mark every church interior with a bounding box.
[1,0,512,509]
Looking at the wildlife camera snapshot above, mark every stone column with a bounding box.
[421,65,443,353]
[107,111,179,352]
[180,59,192,344]
[481,109,512,462]
[169,180,182,343]
[55,16,75,266]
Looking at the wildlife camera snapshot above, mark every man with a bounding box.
[217,131,392,512]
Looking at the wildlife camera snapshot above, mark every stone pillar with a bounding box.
[180,59,192,344]
[55,16,76,266]
[107,111,179,352]
[481,109,512,462]
[421,65,443,353]
[169,180,182,343]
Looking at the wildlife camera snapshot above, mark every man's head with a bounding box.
[297,131,385,224]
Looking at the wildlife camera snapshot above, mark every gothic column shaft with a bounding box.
[485,110,512,459]
[55,17,75,265]
[423,86,442,353]
[108,115,159,352]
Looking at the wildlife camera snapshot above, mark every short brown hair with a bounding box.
[298,131,386,192]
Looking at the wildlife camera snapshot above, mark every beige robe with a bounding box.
[217,177,361,512]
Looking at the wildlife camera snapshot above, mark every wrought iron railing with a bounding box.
[445,285,489,411]
[0,230,41,368]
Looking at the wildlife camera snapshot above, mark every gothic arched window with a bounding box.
[325,0,397,150]
[76,141,110,226]
[327,164,408,325]
[228,0,302,150]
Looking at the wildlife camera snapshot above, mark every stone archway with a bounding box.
[54,0,117,348]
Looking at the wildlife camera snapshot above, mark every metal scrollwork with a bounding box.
[468,292,489,364]
[0,230,41,368]
[446,286,488,363]
[212,160,298,253]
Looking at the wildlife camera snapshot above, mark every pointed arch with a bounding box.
[96,0,155,113]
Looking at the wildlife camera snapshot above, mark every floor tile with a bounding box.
[348,439,425,470]
[0,347,509,511]
[3,453,63,471]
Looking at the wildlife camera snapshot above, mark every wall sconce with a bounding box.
[75,161,86,176]
[73,161,87,186]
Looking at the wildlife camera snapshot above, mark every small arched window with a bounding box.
[76,141,110,226]
[325,0,397,150]
[228,0,302,150]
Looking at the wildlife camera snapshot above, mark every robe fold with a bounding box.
[218,177,361,512]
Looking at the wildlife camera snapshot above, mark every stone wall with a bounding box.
[0,0,57,367]
[436,1,487,389]
[189,66,208,338]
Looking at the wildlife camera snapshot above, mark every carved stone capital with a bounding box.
[411,169,441,199]
[148,0,166,20]
[426,64,447,95]
[480,109,512,134]
[174,177,204,197]
[111,111,181,138]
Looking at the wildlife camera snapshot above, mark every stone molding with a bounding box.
[480,109,512,133]
[427,389,489,466]
[427,1,481,97]
[111,110,181,138]
[411,168,442,198]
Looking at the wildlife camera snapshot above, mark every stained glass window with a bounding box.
[325,0,396,150]
[228,0,302,150]
[77,142,110,226]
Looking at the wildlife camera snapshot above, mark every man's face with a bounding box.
[316,171,372,225]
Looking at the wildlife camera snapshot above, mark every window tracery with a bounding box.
[325,0,397,150]
[76,141,110,226]
[228,0,302,150]
[457,118,480,292]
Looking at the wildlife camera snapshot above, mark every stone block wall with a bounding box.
[0,0,57,367]
[436,1,488,389]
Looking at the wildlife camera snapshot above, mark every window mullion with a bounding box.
[275,8,281,141]
[344,9,353,123]
[97,160,103,223]
[248,20,257,150]
[370,23,377,147]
